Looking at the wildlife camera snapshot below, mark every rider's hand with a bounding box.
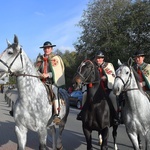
[101,76,107,81]
[42,73,49,78]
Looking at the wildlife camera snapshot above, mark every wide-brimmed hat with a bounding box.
[95,51,105,58]
[40,41,56,48]
[133,50,146,57]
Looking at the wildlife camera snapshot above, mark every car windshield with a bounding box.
[70,91,82,98]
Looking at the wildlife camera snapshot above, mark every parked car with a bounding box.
[69,90,82,109]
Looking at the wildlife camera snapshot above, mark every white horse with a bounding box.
[0,35,69,150]
[113,59,150,150]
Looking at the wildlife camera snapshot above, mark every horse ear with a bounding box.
[6,39,11,47]
[118,59,122,66]
[14,34,19,45]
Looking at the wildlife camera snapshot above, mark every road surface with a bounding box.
[0,89,145,150]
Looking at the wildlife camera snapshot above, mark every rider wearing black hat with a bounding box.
[94,51,120,125]
[36,41,65,124]
[77,50,120,125]
[40,41,56,48]
[133,50,150,93]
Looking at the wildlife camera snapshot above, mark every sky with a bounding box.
[0,0,89,61]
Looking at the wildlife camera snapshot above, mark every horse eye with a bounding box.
[8,48,13,54]
[8,51,13,54]
[126,72,129,74]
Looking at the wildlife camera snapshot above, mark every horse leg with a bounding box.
[15,125,27,150]
[50,125,57,150]
[112,125,118,150]
[127,132,139,150]
[56,124,65,150]
[38,127,47,150]
[98,132,102,146]
[145,131,150,150]
[137,134,143,150]
[83,128,92,150]
[101,127,109,150]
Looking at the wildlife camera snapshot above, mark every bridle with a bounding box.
[76,60,100,84]
[0,45,23,74]
[0,45,40,78]
[115,65,138,91]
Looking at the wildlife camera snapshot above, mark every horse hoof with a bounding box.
[39,144,46,150]
[139,144,143,150]
[57,145,63,150]
[9,110,13,117]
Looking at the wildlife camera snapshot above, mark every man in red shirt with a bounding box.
[94,51,120,125]
[77,51,120,125]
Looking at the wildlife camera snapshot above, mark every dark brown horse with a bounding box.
[73,60,118,150]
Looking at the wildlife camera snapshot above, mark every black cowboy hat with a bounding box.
[95,51,105,58]
[133,50,146,57]
[40,41,56,48]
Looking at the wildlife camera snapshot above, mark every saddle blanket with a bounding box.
[141,63,150,89]
[103,63,116,89]
[51,55,65,87]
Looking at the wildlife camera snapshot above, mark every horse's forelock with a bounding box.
[6,43,20,55]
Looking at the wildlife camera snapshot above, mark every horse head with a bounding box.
[73,60,99,87]
[0,35,24,74]
[113,59,136,96]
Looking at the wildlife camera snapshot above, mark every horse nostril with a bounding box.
[117,87,120,92]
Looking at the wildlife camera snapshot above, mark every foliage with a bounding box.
[75,0,150,68]
[56,49,85,88]
[5,0,150,88]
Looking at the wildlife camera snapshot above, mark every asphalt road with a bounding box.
[0,89,145,150]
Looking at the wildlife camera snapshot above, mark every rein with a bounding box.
[11,72,41,78]
[77,60,100,84]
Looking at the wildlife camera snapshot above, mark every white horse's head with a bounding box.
[113,59,132,95]
[0,35,23,74]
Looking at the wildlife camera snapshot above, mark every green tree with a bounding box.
[75,0,150,67]
[61,50,85,88]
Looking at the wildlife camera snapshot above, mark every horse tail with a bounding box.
[59,88,69,121]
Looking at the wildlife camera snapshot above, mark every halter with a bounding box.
[115,65,138,91]
[0,46,23,75]
[76,60,100,84]
[0,45,40,78]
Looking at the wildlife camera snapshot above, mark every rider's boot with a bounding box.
[53,99,61,124]
[76,110,82,121]
[9,109,13,117]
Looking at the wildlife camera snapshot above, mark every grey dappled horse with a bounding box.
[113,59,150,150]
[0,35,69,150]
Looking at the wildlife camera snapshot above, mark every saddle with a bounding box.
[43,83,55,104]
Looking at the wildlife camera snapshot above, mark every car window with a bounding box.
[71,91,82,97]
